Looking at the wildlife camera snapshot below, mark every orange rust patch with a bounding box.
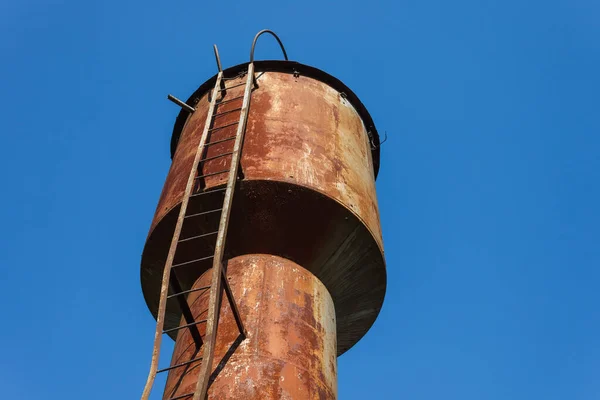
[163,255,337,400]
[141,69,386,357]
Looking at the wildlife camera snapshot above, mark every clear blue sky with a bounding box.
[1,0,599,399]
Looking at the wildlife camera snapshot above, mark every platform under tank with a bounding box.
[141,57,386,399]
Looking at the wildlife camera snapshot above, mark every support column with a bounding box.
[163,254,337,399]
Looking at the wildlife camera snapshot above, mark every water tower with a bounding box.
[140,30,386,400]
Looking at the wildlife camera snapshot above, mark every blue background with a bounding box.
[2,0,599,399]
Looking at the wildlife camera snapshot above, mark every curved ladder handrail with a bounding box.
[250,29,288,63]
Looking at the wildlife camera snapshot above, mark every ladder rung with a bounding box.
[190,187,226,198]
[207,122,238,133]
[203,136,237,147]
[163,319,208,334]
[167,285,211,299]
[172,255,215,269]
[216,95,244,105]
[195,169,229,180]
[168,393,194,400]
[178,231,218,243]
[185,208,222,219]
[198,151,235,164]
[157,356,203,373]
[218,82,246,91]
[213,107,242,117]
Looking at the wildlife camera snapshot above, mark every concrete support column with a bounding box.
[163,254,337,399]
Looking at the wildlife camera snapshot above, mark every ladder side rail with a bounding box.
[141,71,225,400]
[192,62,255,400]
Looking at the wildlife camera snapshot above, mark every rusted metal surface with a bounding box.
[142,64,386,355]
[163,254,337,400]
[169,61,381,174]
[151,70,381,247]
[242,71,382,246]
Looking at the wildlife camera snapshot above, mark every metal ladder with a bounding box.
[141,47,254,400]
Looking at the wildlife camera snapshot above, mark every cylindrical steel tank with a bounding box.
[141,58,385,398]
[164,255,337,399]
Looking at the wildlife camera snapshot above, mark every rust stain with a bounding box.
[149,71,382,248]
[163,255,337,400]
[141,67,386,356]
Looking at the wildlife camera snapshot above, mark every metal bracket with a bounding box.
[167,94,196,113]
[369,130,388,150]
[169,271,203,349]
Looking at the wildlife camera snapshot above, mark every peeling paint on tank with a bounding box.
[141,66,386,359]
[163,255,337,399]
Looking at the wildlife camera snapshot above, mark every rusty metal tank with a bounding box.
[141,39,385,398]
[163,255,337,399]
